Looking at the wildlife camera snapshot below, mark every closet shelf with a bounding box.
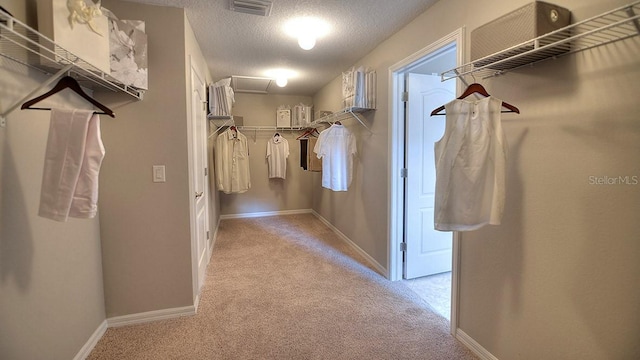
[441,1,640,81]
[0,9,144,126]
[309,106,374,132]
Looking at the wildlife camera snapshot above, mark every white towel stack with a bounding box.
[208,78,235,117]
[342,66,376,109]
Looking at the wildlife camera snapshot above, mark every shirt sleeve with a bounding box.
[314,131,325,158]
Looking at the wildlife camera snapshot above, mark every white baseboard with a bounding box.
[73,319,107,360]
[220,208,312,219]
[106,305,196,328]
[311,210,387,276]
[455,329,499,360]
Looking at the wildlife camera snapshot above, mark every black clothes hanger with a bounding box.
[430,83,519,116]
[21,76,115,117]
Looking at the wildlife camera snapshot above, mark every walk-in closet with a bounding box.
[1,0,639,359]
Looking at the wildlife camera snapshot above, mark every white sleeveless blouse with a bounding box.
[434,96,507,231]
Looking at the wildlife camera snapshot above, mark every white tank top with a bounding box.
[434,96,507,231]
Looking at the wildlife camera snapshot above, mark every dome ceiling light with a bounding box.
[284,17,330,51]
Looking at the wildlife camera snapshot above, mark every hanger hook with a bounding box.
[471,73,477,84]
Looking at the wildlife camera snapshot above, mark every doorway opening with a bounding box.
[388,29,463,331]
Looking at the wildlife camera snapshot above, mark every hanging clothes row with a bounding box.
[297,128,322,172]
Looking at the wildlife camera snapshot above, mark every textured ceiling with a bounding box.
[121,0,439,96]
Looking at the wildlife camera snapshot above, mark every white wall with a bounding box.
[0,1,106,358]
[313,0,640,358]
[97,0,195,317]
[218,93,314,216]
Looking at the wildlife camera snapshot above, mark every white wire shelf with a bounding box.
[0,9,144,100]
[441,1,640,81]
[308,106,375,132]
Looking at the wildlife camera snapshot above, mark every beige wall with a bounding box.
[97,0,194,317]
[218,93,314,215]
[314,0,640,358]
[0,1,106,359]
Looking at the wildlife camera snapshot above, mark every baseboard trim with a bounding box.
[455,329,499,360]
[73,319,107,360]
[106,305,196,328]
[220,208,312,219]
[311,210,387,276]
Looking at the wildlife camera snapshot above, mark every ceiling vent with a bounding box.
[231,76,273,93]
[228,0,273,17]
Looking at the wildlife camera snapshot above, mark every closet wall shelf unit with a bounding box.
[441,1,640,81]
[0,10,144,128]
[308,106,374,133]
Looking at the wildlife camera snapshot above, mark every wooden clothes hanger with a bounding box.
[295,128,319,140]
[430,83,519,116]
[21,76,115,117]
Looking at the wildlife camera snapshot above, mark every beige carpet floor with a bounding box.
[88,214,477,359]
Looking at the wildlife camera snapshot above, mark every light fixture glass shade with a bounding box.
[276,77,288,87]
[298,35,316,50]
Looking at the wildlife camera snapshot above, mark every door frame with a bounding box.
[187,55,210,307]
[387,28,464,334]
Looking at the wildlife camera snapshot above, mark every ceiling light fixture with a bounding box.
[284,17,330,51]
[265,68,297,88]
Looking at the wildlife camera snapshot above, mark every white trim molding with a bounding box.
[311,210,387,276]
[106,305,196,328]
[456,329,499,360]
[220,208,313,219]
[73,320,108,360]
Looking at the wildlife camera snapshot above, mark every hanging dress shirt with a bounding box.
[434,96,507,231]
[266,134,289,179]
[215,127,251,194]
[314,123,356,191]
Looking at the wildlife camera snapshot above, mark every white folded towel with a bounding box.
[39,109,105,222]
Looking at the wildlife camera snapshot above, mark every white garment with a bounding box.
[314,123,357,191]
[434,96,507,231]
[215,127,251,194]
[39,109,105,222]
[266,134,289,179]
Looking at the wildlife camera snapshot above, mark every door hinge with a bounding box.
[203,101,208,112]
[400,242,407,252]
[401,91,409,102]
[204,167,208,176]
[207,231,210,240]
[401,168,408,178]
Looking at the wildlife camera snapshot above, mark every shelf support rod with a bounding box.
[0,63,74,128]
[347,109,373,133]
[626,6,640,33]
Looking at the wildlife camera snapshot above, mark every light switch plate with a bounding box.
[152,165,166,183]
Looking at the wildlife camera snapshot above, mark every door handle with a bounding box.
[195,191,203,199]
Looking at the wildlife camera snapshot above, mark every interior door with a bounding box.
[190,62,210,294]
[404,73,455,279]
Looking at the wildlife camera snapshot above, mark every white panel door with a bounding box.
[190,62,210,294]
[404,73,455,279]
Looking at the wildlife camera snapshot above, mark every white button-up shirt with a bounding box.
[215,128,251,194]
[314,124,357,191]
[266,134,289,179]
